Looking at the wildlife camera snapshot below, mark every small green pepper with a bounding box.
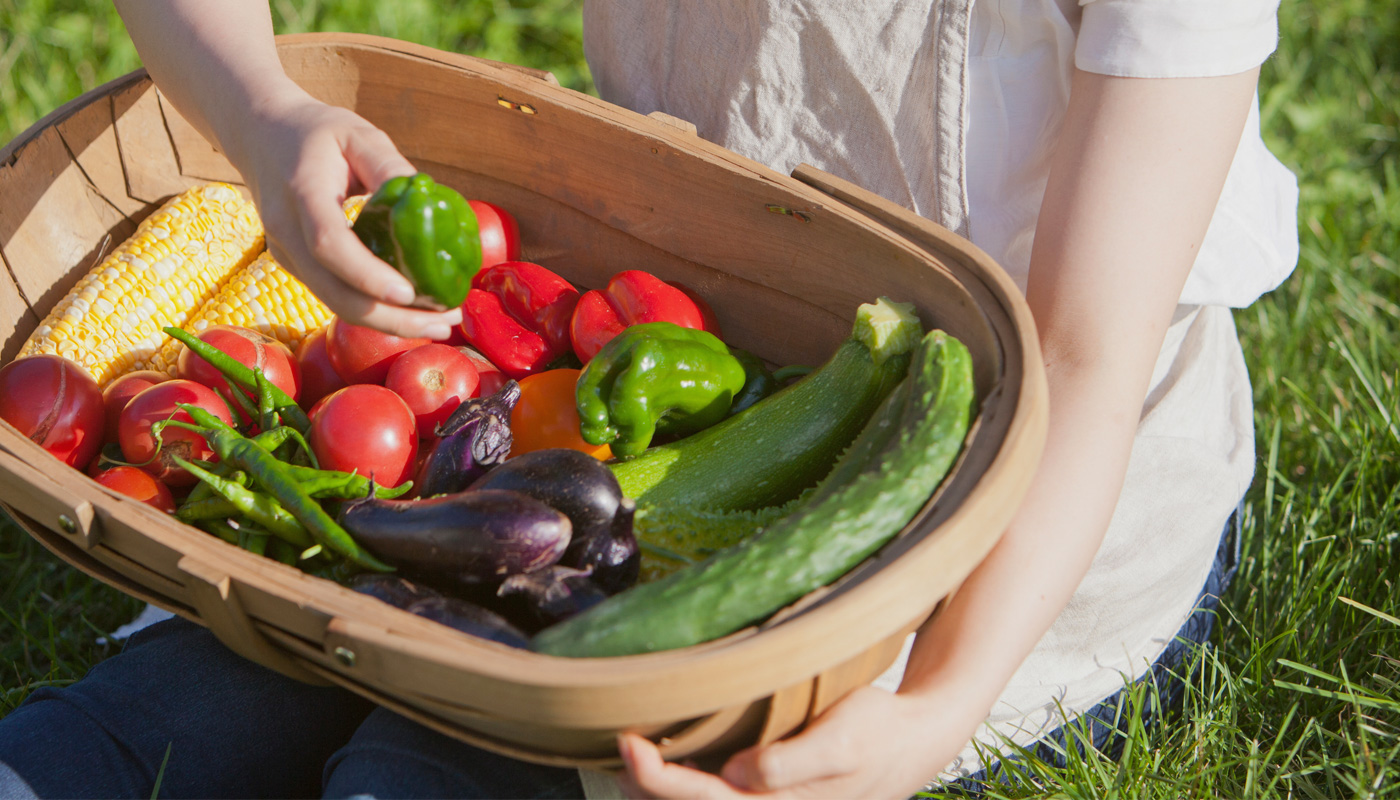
[353,173,482,308]
[576,321,748,458]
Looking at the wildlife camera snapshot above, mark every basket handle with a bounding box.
[176,554,328,685]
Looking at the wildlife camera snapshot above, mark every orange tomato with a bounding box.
[509,369,612,460]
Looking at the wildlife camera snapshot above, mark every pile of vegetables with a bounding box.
[0,175,977,655]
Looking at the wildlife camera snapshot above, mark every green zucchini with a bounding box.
[533,329,975,658]
[607,297,922,511]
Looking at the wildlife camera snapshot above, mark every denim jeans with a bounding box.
[0,512,1239,799]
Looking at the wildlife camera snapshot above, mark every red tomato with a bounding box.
[509,369,612,460]
[0,355,105,469]
[119,379,235,486]
[325,316,430,385]
[102,370,168,444]
[309,384,418,486]
[177,325,301,402]
[456,346,508,398]
[295,327,347,410]
[469,200,522,269]
[385,344,481,438]
[93,465,176,513]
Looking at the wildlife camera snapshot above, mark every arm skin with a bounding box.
[620,66,1261,799]
[111,1,461,339]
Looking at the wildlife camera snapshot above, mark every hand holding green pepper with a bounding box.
[575,322,747,458]
[353,173,482,308]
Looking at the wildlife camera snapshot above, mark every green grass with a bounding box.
[2,1,1398,797]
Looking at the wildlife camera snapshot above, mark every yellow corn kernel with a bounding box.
[18,183,264,386]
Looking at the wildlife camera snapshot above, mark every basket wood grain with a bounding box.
[0,34,1047,769]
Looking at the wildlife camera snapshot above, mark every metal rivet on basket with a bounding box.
[333,646,357,668]
[58,514,77,535]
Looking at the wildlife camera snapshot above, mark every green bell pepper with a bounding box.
[576,322,748,458]
[352,173,482,308]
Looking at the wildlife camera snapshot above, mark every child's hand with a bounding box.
[617,685,978,799]
[227,90,462,340]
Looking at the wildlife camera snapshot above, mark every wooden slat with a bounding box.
[0,249,39,362]
[757,679,816,746]
[110,81,201,203]
[0,125,125,322]
[157,89,244,185]
[55,93,149,220]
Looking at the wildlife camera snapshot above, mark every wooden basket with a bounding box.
[0,34,1046,769]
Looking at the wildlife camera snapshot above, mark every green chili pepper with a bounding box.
[163,327,310,433]
[283,466,413,500]
[576,321,748,458]
[352,173,482,308]
[174,457,314,548]
[198,518,242,545]
[220,374,259,430]
[254,369,280,433]
[249,425,319,469]
[240,529,270,556]
[266,538,302,566]
[168,405,391,572]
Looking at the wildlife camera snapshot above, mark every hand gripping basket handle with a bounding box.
[176,554,328,685]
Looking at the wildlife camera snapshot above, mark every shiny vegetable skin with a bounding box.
[170,404,392,571]
[353,173,482,308]
[468,448,639,593]
[460,262,580,379]
[533,330,974,657]
[417,380,519,498]
[607,298,920,511]
[339,489,572,584]
[575,322,747,458]
[569,270,716,363]
[163,327,309,433]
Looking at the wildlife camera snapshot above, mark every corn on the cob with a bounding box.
[19,183,264,386]
[144,195,368,375]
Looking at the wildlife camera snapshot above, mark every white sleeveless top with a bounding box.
[578,0,1297,788]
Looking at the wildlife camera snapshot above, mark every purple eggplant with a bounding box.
[497,565,609,629]
[348,574,438,608]
[340,489,571,585]
[417,380,520,497]
[466,448,640,594]
[407,596,530,648]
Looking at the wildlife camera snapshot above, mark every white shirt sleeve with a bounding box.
[1076,0,1281,78]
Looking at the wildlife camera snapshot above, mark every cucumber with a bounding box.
[533,330,975,657]
[633,497,802,582]
[608,297,921,511]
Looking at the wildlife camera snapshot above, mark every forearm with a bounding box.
[113,1,301,165]
[898,68,1261,725]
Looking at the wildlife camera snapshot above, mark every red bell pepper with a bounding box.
[569,270,723,363]
[458,261,581,379]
